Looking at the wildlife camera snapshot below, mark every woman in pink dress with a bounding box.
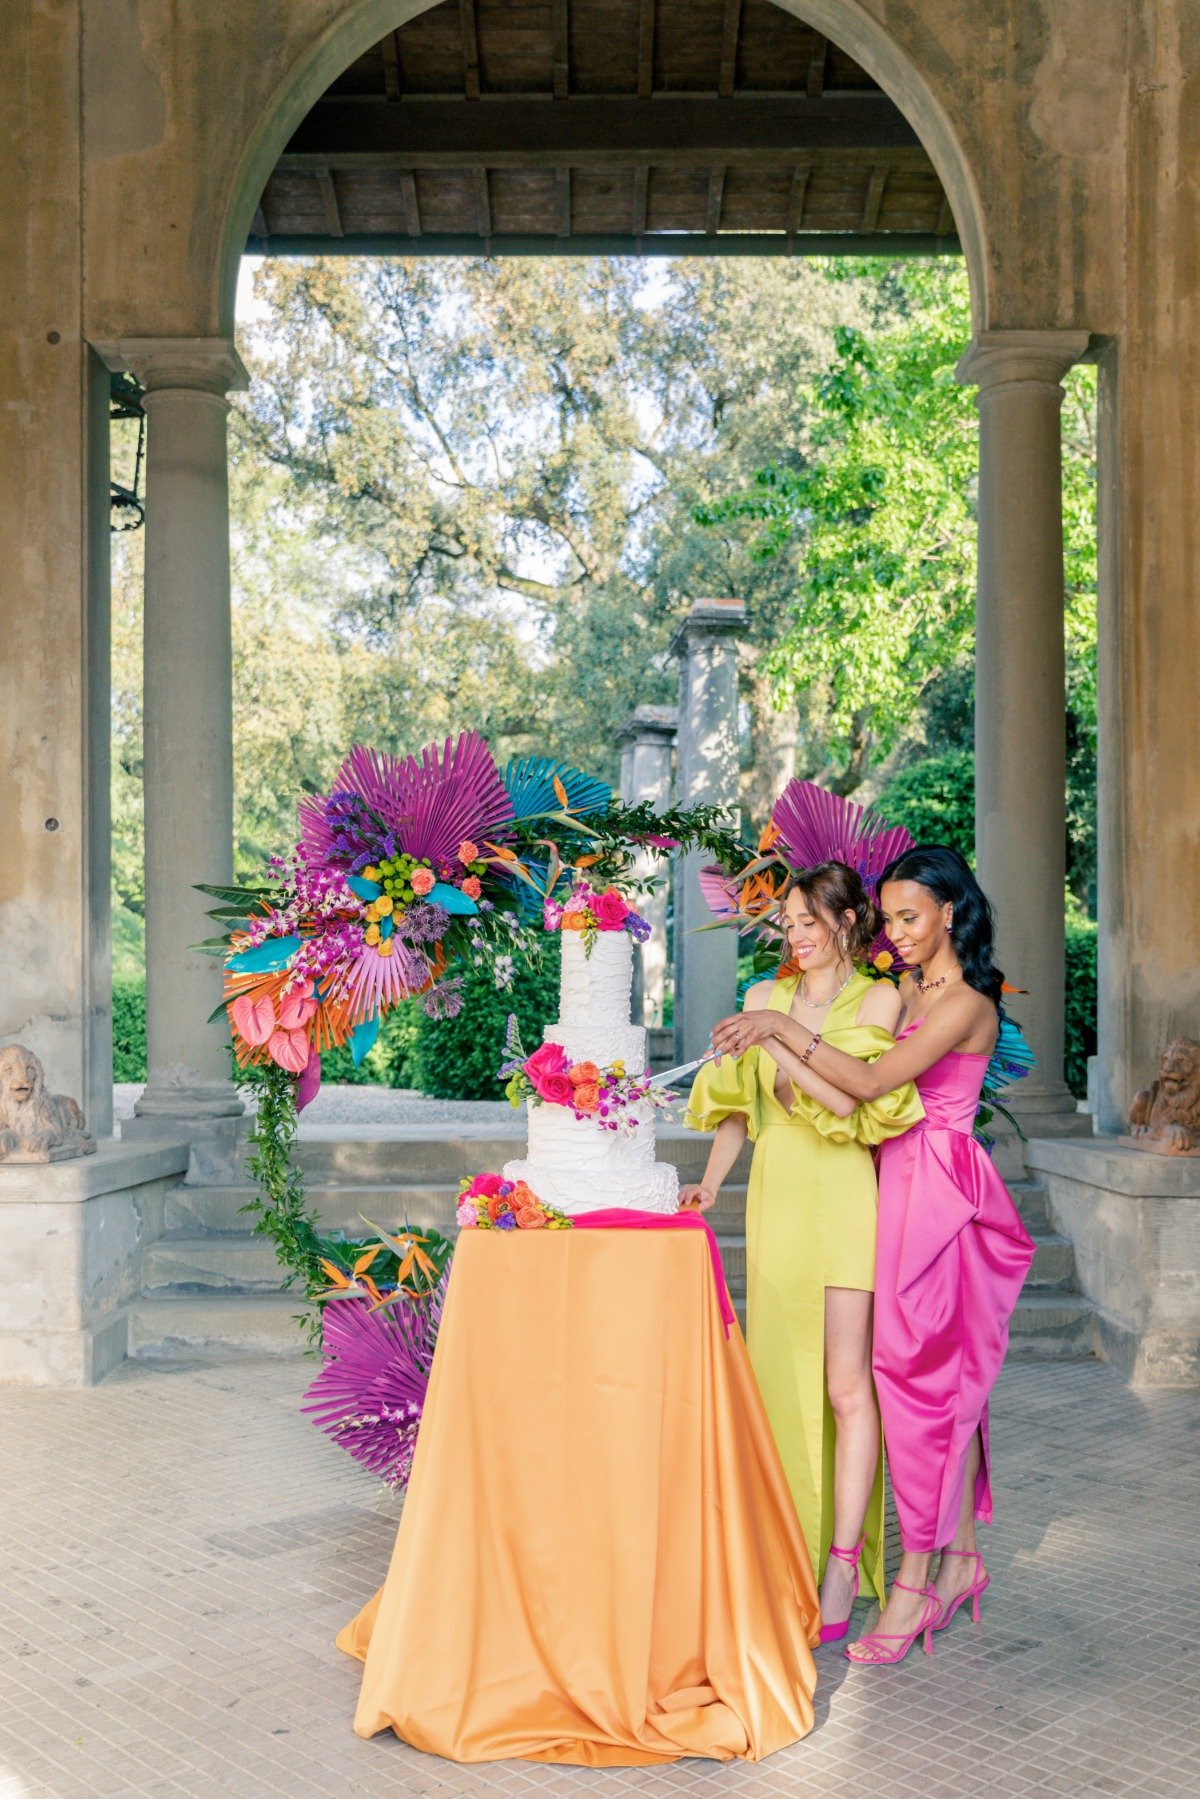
[711,844,1035,1665]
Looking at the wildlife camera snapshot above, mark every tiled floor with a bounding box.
[1,1356,1195,1798]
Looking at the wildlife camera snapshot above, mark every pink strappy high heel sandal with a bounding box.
[932,1548,990,1631]
[844,1579,940,1666]
[818,1541,864,1645]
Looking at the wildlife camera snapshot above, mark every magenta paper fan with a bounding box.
[299,731,515,869]
[771,780,913,895]
[697,865,742,921]
[302,1277,447,1489]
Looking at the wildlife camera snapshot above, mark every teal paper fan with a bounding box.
[502,757,611,822]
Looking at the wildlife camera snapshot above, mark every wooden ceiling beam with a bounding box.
[254,231,959,259]
[706,166,726,235]
[283,95,921,162]
[807,33,828,100]
[632,165,649,238]
[460,0,481,101]
[718,0,741,100]
[637,0,655,100]
[785,161,811,247]
[314,167,344,236]
[553,0,570,100]
[474,165,491,238]
[860,163,888,231]
[399,169,421,237]
[380,31,402,102]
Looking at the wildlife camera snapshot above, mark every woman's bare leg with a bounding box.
[933,1428,986,1610]
[819,1287,878,1627]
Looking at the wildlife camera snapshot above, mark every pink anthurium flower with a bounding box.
[278,989,319,1032]
[231,992,276,1047]
[267,1027,310,1074]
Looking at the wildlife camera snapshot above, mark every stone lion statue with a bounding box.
[1128,1037,1200,1155]
[0,1044,96,1163]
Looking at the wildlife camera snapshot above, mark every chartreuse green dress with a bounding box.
[685,971,923,1603]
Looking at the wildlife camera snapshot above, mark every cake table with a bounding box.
[337,1223,820,1766]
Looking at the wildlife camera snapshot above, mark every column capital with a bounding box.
[616,703,678,748]
[92,336,249,397]
[956,329,1091,394]
[670,596,747,657]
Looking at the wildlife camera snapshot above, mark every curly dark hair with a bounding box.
[781,860,881,964]
[878,843,1005,1007]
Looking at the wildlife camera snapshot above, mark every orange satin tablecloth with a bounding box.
[337,1226,819,1765]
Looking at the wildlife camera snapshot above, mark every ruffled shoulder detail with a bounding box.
[787,1021,924,1146]
[685,1049,762,1142]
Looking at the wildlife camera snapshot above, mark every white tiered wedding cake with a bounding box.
[503,932,680,1216]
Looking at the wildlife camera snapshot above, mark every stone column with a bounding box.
[616,705,677,1026]
[100,339,248,1141]
[672,598,745,1063]
[957,331,1089,1130]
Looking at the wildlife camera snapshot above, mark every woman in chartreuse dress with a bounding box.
[680,862,922,1643]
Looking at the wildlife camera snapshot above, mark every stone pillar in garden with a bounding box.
[617,705,677,1029]
[672,598,745,1064]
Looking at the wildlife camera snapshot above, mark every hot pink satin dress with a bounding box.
[872,1027,1036,1552]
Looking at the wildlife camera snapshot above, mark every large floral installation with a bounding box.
[201,733,745,1111]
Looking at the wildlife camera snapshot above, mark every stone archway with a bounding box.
[213,0,991,335]
[111,0,1085,1145]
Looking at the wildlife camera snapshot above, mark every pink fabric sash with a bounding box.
[574,1208,737,1337]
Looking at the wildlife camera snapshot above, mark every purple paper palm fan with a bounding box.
[346,734,514,867]
[302,1275,447,1489]
[299,732,515,871]
[771,780,913,896]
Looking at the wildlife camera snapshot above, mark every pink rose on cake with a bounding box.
[539,1072,577,1107]
[525,1041,569,1083]
[592,888,630,930]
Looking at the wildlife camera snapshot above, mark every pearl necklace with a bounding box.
[798,966,855,1010]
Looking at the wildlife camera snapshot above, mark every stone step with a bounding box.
[1026,1234,1077,1290]
[128,1293,313,1360]
[289,1125,755,1186]
[1006,1291,1097,1360]
[142,1227,749,1298]
[128,1274,1094,1366]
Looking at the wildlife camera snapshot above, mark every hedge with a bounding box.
[1064,915,1098,1099]
[112,974,148,1082]
[875,751,975,862]
[410,938,563,1100]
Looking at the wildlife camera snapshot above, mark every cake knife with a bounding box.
[649,1048,717,1089]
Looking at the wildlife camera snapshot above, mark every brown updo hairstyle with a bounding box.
[779,860,881,963]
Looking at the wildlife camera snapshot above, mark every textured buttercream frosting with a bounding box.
[503,928,679,1215]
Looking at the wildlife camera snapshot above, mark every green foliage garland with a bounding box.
[232,1054,453,1345]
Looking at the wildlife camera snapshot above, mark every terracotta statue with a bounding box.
[1126,1037,1200,1156]
[0,1044,96,1163]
